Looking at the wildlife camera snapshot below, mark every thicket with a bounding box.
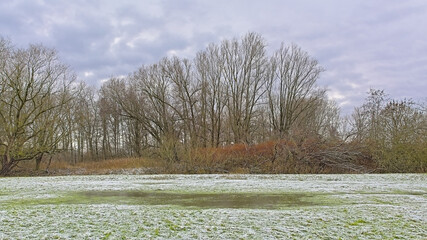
[1,33,426,175]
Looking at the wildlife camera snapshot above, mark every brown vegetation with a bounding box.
[12,157,163,176]
[162,135,375,174]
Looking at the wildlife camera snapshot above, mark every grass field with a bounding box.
[0,174,426,239]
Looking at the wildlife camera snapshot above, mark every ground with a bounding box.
[0,174,426,239]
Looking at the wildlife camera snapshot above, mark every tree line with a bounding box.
[1,33,426,175]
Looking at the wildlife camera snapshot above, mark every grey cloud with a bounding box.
[1,0,426,115]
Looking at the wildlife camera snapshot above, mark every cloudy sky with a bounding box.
[1,0,426,114]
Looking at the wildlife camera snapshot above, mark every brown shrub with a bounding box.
[181,136,374,174]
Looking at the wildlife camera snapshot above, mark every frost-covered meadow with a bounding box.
[0,174,426,239]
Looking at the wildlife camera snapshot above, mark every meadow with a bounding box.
[0,174,426,239]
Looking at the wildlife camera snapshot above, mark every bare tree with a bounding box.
[267,43,324,137]
[299,95,341,139]
[162,57,200,148]
[0,43,74,175]
[195,44,226,147]
[222,32,268,143]
[98,79,129,158]
[351,89,389,142]
[349,90,427,172]
[72,83,101,161]
[126,64,177,147]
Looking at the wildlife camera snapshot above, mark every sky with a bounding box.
[1,0,426,115]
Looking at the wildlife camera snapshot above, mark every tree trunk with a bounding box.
[45,155,53,173]
[35,153,44,171]
[1,155,15,176]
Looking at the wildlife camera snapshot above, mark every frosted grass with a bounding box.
[1,174,426,239]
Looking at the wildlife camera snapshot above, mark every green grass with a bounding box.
[0,174,426,239]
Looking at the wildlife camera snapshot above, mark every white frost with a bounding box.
[0,174,426,239]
